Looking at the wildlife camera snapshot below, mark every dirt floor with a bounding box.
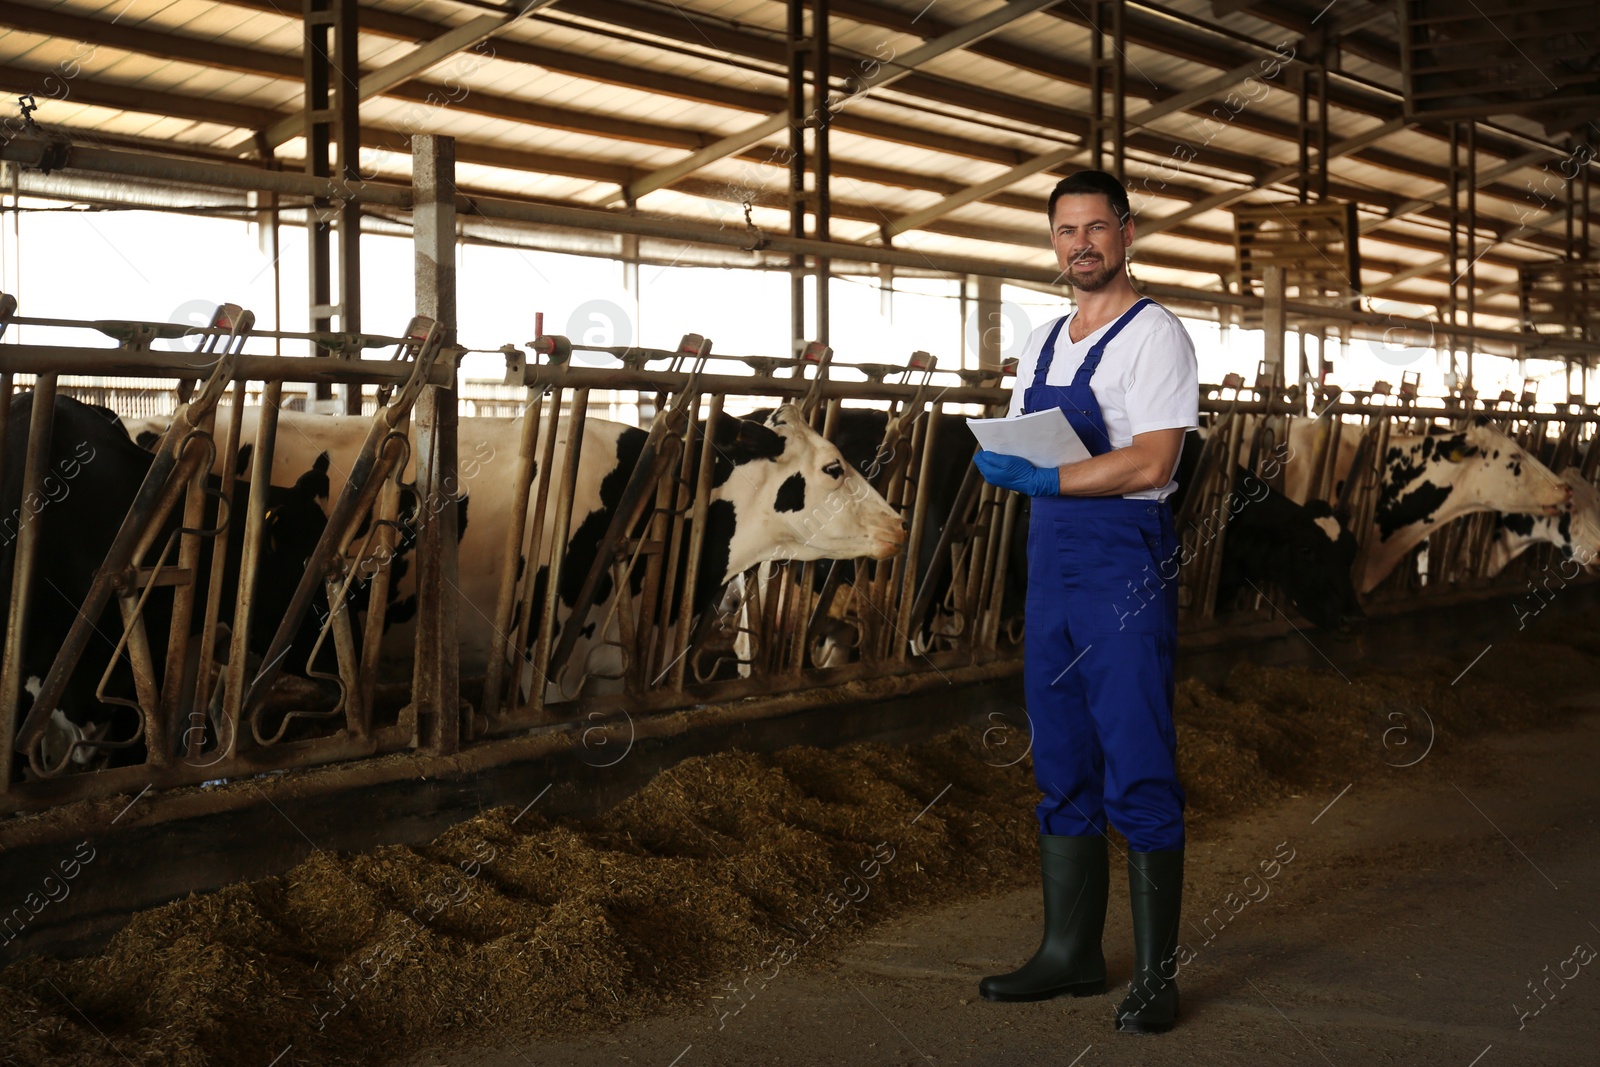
[4,606,1600,1067]
[420,696,1600,1067]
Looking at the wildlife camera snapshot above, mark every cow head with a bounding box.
[1490,468,1600,575]
[710,404,906,579]
[1221,470,1364,633]
[1559,468,1600,569]
[1375,420,1571,542]
[1289,500,1364,631]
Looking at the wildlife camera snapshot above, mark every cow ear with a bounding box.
[1444,442,1478,462]
[712,414,786,465]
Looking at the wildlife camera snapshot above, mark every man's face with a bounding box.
[1049,193,1133,293]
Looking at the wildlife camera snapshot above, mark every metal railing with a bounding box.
[4,294,1595,816]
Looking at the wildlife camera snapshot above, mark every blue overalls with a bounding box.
[1022,297,1185,852]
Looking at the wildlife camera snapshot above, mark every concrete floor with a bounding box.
[417,700,1600,1067]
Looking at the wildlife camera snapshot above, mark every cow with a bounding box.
[1487,468,1600,577]
[1169,430,1364,632]
[1278,415,1573,593]
[1,393,332,774]
[125,402,906,701]
[736,404,1033,665]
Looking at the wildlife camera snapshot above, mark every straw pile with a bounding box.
[3,612,1597,1066]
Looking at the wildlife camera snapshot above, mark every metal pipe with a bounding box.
[671,393,724,689]
[482,386,544,720]
[1,379,57,781]
[511,384,567,718]
[3,138,1583,354]
[223,383,282,746]
[356,427,404,729]
[0,345,456,384]
[535,387,589,700]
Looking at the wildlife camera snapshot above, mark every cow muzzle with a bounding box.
[866,522,909,559]
[1542,481,1576,516]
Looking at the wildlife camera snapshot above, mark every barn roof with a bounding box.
[0,0,1596,338]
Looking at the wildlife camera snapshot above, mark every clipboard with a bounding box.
[967,408,1092,468]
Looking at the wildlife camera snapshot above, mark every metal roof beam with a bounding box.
[0,134,1525,322]
[1358,149,1554,235]
[597,0,1067,206]
[188,0,1573,242]
[822,0,1165,102]
[1363,189,1600,295]
[1,40,1561,265]
[881,55,1279,239]
[1140,117,1411,233]
[240,0,562,153]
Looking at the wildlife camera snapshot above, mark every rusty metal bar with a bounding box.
[0,378,57,785]
[534,387,590,704]
[187,381,248,758]
[222,382,282,748]
[15,336,244,758]
[0,345,455,385]
[509,383,569,718]
[670,392,724,690]
[894,408,940,661]
[647,395,707,683]
[356,417,405,728]
[244,322,443,733]
[482,386,547,721]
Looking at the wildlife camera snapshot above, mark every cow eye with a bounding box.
[823,459,844,479]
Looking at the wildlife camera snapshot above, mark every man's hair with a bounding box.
[1047,171,1133,227]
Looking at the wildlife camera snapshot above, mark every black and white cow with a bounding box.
[126,402,906,700]
[1169,430,1364,632]
[1280,415,1573,593]
[1487,467,1600,577]
[740,405,1032,662]
[1,394,332,772]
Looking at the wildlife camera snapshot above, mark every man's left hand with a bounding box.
[974,450,1059,497]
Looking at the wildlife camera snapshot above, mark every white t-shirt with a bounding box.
[1006,300,1199,501]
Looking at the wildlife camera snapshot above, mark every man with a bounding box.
[972,170,1198,1035]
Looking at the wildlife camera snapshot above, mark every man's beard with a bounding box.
[1066,252,1125,292]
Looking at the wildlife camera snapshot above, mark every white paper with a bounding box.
[966,408,1092,468]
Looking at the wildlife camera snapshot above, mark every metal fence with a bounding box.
[1,295,1593,815]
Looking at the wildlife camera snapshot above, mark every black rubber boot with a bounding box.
[979,834,1108,1002]
[1115,849,1184,1034]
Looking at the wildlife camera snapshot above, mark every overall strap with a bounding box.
[1029,315,1072,393]
[1070,297,1154,386]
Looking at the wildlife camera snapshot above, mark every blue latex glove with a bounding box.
[974,450,1059,497]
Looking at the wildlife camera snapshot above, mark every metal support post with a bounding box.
[412,134,460,755]
[303,0,362,413]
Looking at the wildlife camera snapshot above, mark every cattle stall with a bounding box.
[0,298,1032,822]
[4,291,1598,828]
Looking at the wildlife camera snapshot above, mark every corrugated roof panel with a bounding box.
[896,225,1056,266]
[127,0,286,44]
[0,0,1577,304]
[538,13,735,74]
[0,27,59,69]
[1330,156,1447,202]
